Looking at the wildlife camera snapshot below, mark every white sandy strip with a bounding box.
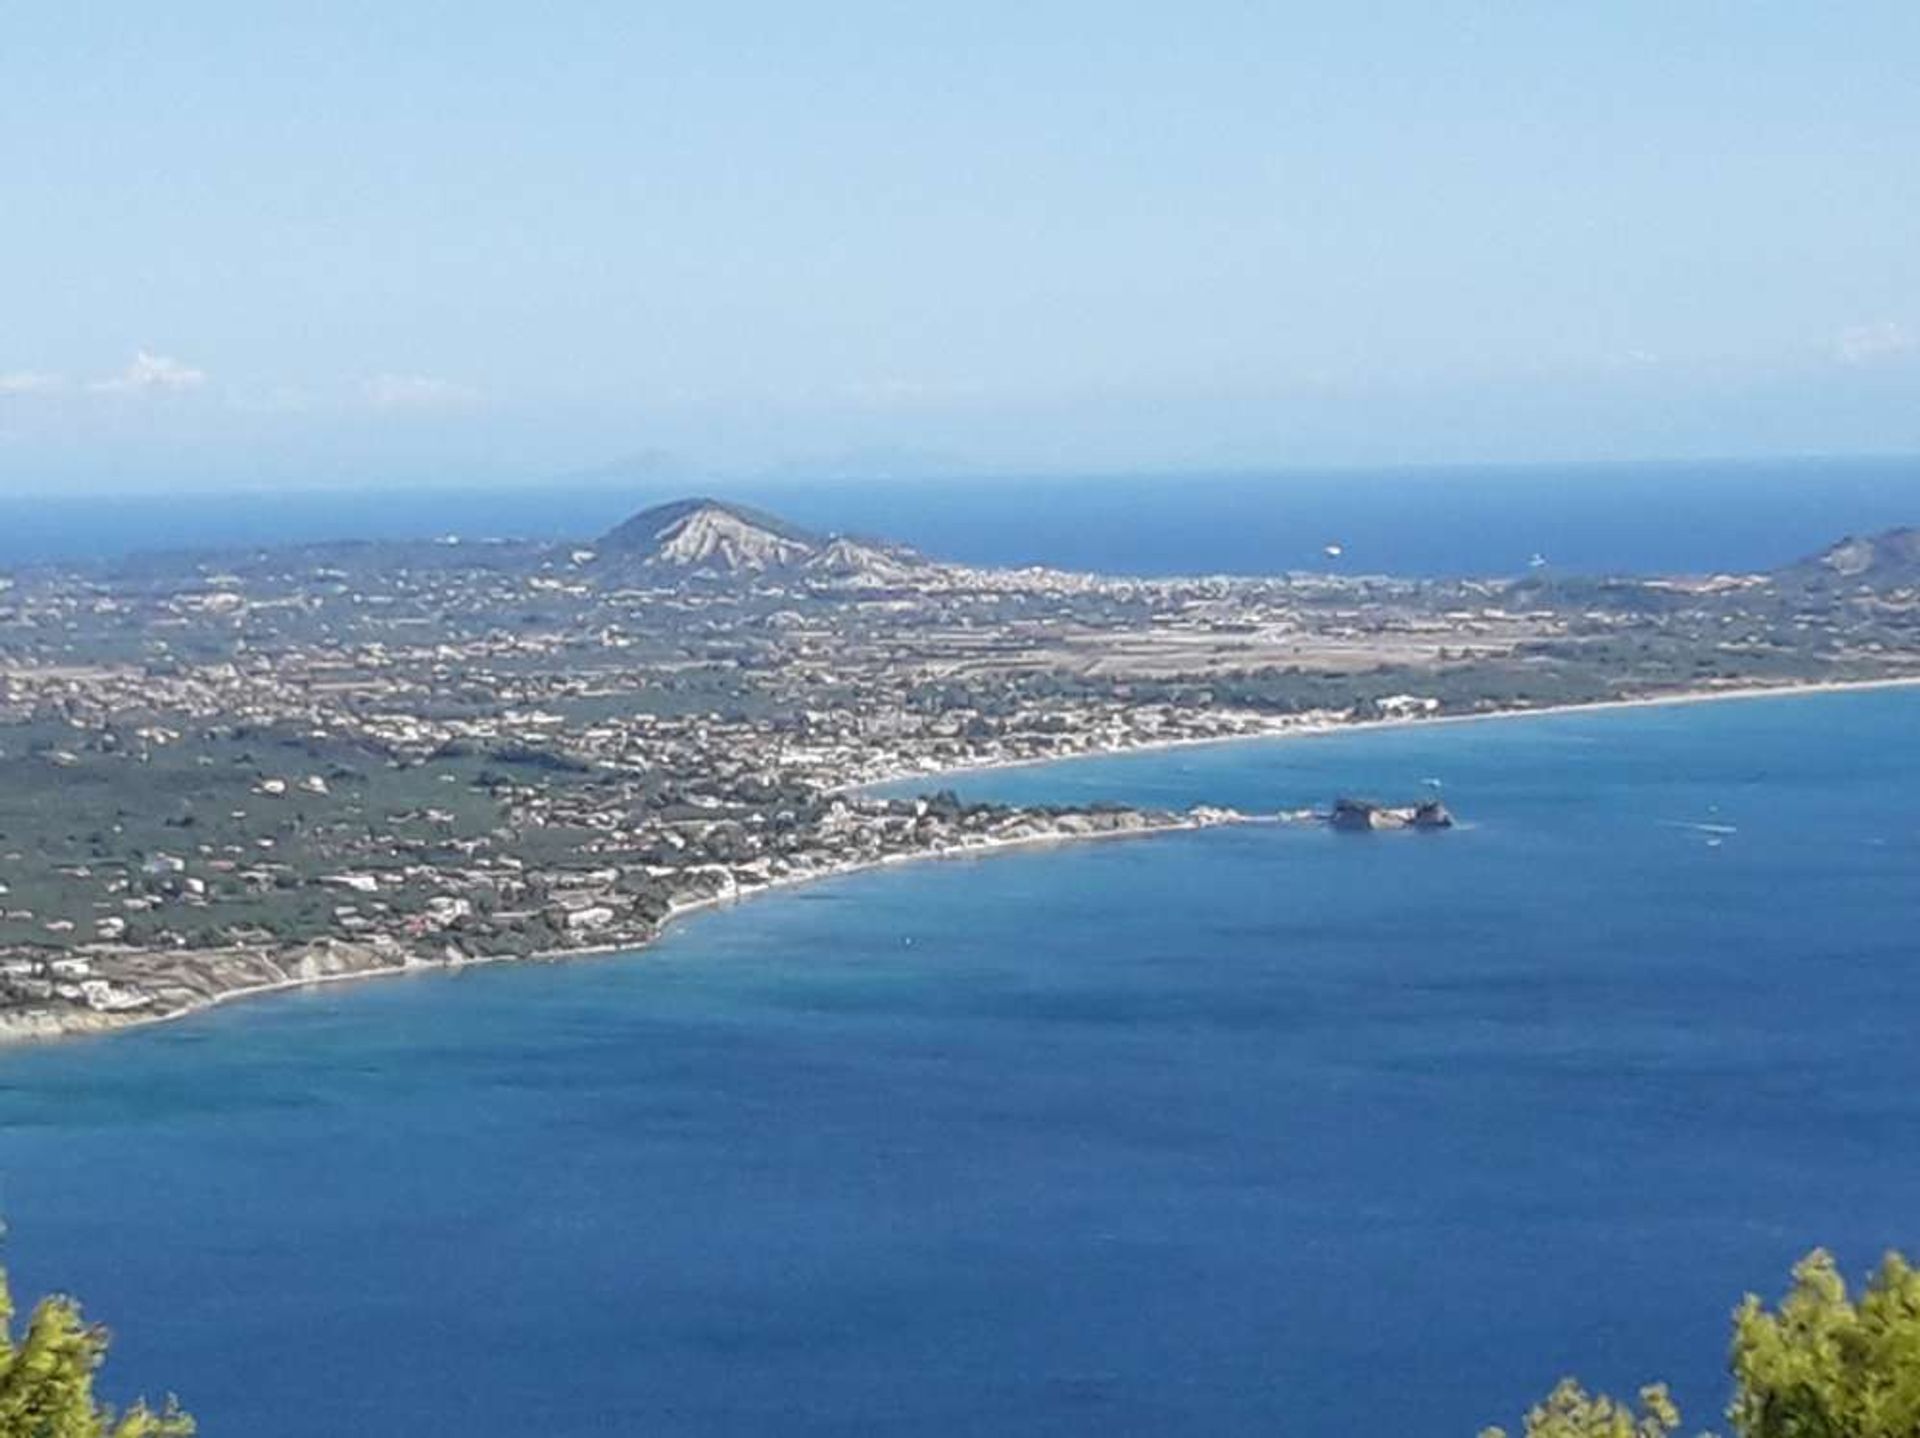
[854,674,1920,789]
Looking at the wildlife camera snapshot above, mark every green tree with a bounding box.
[1486,1248,1920,1438]
[1480,1378,1681,1438]
[1728,1249,1920,1438]
[0,1267,192,1437]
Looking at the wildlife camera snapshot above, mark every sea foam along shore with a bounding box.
[6,674,1918,1050]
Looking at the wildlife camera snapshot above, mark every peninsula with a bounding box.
[0,499,1914,1041]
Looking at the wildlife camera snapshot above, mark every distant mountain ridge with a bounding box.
[594,497,930,581]
[1785,527,1920,585]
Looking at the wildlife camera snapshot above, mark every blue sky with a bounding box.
[2,2,1917,491]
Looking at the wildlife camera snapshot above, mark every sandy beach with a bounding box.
[856,674,1920,790]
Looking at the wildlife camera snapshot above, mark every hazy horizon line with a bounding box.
[9,447,1918,504]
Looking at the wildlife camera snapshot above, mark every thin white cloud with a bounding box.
[837,377,983,408]
[223,383,319,416]
[1596,349,1661,373]
[1832,321,1915,367]
[91,350,208,394]
[0,371,66,397]
[363,373,480,412]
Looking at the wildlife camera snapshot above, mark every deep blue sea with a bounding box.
[5,455,1917,576]
[1,687,1916,1436]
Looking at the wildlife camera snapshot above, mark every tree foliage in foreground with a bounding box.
[1482,1378,1681,1438]
[1729,1249,1920,1438]
[0,1266,192,1437]
[1485,1248,1920,1438]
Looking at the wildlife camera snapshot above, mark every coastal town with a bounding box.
[0,498,1914,1040]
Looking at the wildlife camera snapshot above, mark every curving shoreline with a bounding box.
[0,808,1255,1050]
[857,674,1920,790]
[5,674,1917,1053]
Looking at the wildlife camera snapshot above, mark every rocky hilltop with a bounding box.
[594,497,930,583]
[1783,526,1920,586]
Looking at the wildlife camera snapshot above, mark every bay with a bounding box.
[1,688,1916,1435]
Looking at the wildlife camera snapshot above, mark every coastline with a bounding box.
[6,672,1917,1053]
[857,673,1920,790]
[0,809,1255,1051]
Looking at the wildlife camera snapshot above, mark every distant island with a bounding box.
[0,498,1914,1041]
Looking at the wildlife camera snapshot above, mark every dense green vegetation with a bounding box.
[1486,1249,1920,1438]
[0,1266,191,1436]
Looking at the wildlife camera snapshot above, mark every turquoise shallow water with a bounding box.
[1,689,1917,1435]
